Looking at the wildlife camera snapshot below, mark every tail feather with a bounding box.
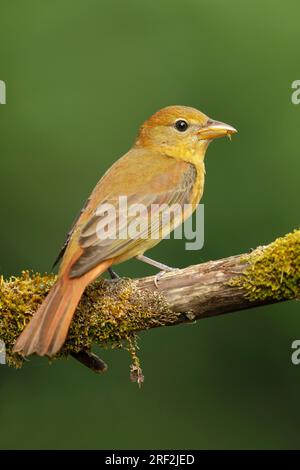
[13,277,86,356]
[13,257,114,357]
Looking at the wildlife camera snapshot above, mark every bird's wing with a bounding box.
[68,154,197,278]
[52,197,91,269]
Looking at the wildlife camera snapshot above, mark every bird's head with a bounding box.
[135,105,237,161]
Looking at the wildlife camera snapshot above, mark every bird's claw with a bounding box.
[154,268,180,289]
[154,270,166,288]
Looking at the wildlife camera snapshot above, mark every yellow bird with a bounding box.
[13,105,237,357]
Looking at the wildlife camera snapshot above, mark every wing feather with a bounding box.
[69,159,197,278]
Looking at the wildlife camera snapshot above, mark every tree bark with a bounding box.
[136,254,270,325]
[0,229,299,376]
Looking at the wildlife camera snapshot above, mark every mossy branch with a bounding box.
[0,229,299,381]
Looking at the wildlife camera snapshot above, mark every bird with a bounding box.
[13,105,237,357]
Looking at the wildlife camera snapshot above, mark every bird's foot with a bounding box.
[108,267,120,280]
[154,267,180,288]
[135,254,179,288]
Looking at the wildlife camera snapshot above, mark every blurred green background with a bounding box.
[0,0,299,450]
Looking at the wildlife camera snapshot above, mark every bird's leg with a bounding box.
[136,254,179,288]
[136,254,174,271]
[107,267,120,280]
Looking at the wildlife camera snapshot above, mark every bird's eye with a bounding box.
[174,119,189,132]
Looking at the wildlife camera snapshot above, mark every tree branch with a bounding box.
[136,254,272,321]
[0,229,299,379]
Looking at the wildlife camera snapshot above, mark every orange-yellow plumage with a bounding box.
[13,105,236,357]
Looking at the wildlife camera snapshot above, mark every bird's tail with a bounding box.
[13,257,114,357]
[13,276,86,357]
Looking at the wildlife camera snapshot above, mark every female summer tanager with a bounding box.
[13,105,236,357]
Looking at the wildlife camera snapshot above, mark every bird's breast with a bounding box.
[187,161,205,212]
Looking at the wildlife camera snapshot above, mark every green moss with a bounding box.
[2,230,299,376]
[0,271,176,376]
[0,271,55,368]
[230,229,300,302]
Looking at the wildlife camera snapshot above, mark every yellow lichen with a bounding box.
[230,229,300,301]
[0,271,56,368]
[0,271,176,373]
[2,229,299,374]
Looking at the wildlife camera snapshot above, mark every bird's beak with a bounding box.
[198,119,237,140]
